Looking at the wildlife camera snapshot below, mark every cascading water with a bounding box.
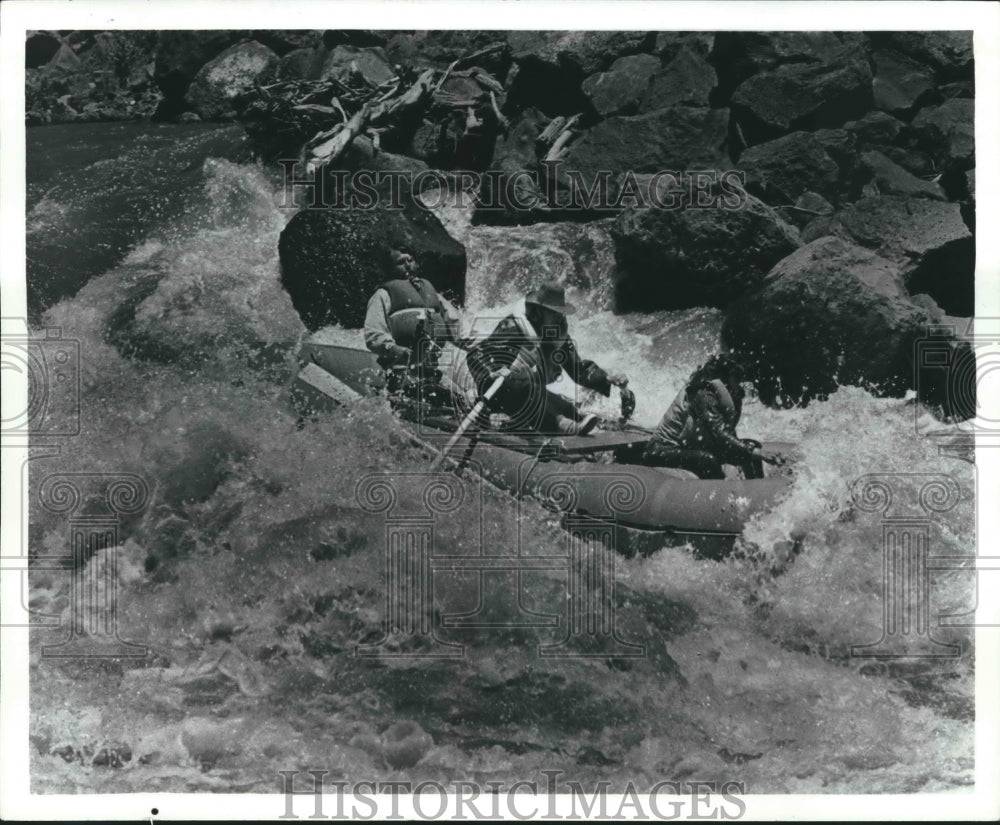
[22,125,976,794]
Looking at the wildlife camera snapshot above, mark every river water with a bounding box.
[23,123,976,794]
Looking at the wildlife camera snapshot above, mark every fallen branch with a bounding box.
[307,101,372,171]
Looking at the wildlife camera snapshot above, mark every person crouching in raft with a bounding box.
[363,245,461,400]
[643,354,785,479]
[460,282,630,436]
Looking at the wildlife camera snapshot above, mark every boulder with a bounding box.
[185,41,278,120]
[710,31,851,102]
[910,98,974,172]
[275,47,323,82]
[721,236,945,405]
[321,30,387,49]
[844,110,905,151]
[739,131,842,205]
[558,105,731,204]
[278,198,466,331]
[251,30,321,56]
[506,31,653,115]
[780,191,835,229]
[877,32,973,82]
[507,30,653,77]
[473,108,548,224]
[581,53,661,117]
[654,32,715,62]
[831,195,973,315]
[639,47,716,112]
[318,44,394,88]
[871,48,935,115]
[611,184,800,310]
[731,45,873,145]
[852,150,946,200]
[26,31,63,69]
[153,31,249,101]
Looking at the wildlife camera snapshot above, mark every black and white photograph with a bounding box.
[2,0,998,820]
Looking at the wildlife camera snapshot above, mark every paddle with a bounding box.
[431,368,509,471]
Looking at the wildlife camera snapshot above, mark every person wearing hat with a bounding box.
[364,245,461,397]
[461,282,629,435]
[642,354,785,478]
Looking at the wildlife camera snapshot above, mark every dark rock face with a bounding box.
[26,31,63,68]
[640,47,717,111]
[871,48,936,115]
[844,110,905,151]
[830,195,973,315]
[722,236,944,405]
[582,53,661,117]
[154,31,250,103]
[740,131,843,205]
[318,45,394,87]
[731,46,874,146]
[185,41,279,120]
[852,151,947,200]
[877,31,973,82]
[278,200,466,331]
[611,188,800,311]
[911,98,975,172]
[710,31,850,102]
[559,105,731,203]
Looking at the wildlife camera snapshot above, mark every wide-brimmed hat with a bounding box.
[526,282,575,315]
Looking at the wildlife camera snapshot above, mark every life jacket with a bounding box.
[654,378,737,448]
[382,277,449,349]
[464,310,566,392]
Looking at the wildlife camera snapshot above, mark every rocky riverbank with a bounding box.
[25,28,976,412]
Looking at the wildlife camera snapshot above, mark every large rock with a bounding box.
[710,32,851,102]
[558,105,730,204]
[731,45,873,145]
[581,53,660,117]
[871,48,935,115]
[185,41,278,120]
[251,30,321,56]
[852,150,946,201]
[639,46,716,111]
[844,110,905,151]
[278,200,466,331]
[473,108,549,224]
[154,31,249,102]
[910,99,974,172]
[26,31,63,68]
[740,131,842,205]
[877,32,973,81]
[831,195,973,315]
[610,184,800,310]
[722,236,945,405]
[506,31,653,115]
[318,45,394,87]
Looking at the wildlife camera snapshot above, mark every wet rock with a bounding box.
[318,44,394,88]
[831,195,973,314]
[611,184,800,310]
[877,31,973,82]
[559,105,731,201]
[506,31,653,115]
[740,131,842,205]
[381,720,434,769]
[722,236,946,405]
[276,47,323,82]
[153,30,249,103]
[844,110,905,151]
[278,196,466,330]
[910,98,974,172]
[185,40,279,120]
[852,150,946,200]
[251,30,321,56]
[26,31,63,68]
[582,53,660,117]
[640,47,716,112]
[731,45,873,146]
[710,31,851,103]
[871,48,935,115]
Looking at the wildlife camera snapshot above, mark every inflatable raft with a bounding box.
[292,338,795,557]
